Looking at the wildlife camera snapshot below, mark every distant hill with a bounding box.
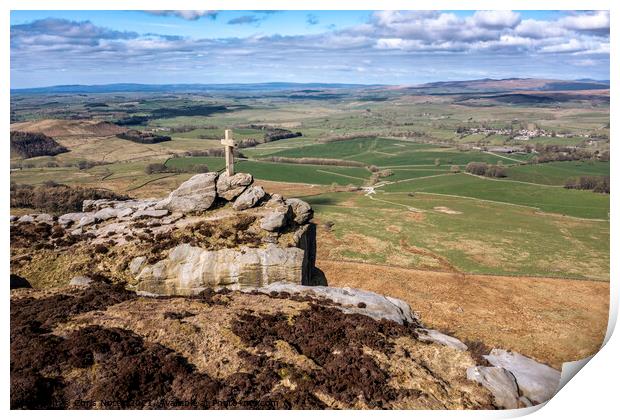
[10,119,125,137]
[11,82,383,95]
[407,78,609,94]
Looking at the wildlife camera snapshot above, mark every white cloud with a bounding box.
[471,10,521,28]
[146,10,218,21]
[559,11,609,32]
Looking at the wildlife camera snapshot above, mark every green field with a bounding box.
[506,161,610,185]
[306,191,609,280]
[378,173,609,219]
[165,156,371,185]
[266,137,523,167]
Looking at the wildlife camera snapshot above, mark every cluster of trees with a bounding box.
[145,162,210,175]
[10,131,69,159]
[10,182,129,214]
[465,162,507,178]
[114,115,149,126]
[11,159,105,170]
[116,130,171,144]
[532,144,594,163]
[565,176,610,194]
[264,128,303,142]
[259,156,365,167]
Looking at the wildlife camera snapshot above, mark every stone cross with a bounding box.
[221,129,237,176]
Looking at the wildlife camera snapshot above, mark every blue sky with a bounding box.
[10,10,610,88]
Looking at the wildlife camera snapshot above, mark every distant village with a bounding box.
[456,125,585,141]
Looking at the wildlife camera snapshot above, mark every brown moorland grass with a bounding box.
[318,259,609,370]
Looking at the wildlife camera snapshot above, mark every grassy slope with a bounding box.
[506,161,610,185]
[379,173,609,219]
[308,192,609,280]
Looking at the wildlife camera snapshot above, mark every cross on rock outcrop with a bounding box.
[221,129,238,176]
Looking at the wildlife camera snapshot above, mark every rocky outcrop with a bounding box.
[158,172,218,213]
[132,244,307,294]
[417,329,468,351]
[257,282,419,325]
[483,349,561,404]
[467,366,520,409]
[216,172,253,200]
[11,172,316,294]
[233,185,266,211]
[286,198,313,224]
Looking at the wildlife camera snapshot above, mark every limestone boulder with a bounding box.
[132,209,169,219]
[265,194,286,208]
[69,276,94,286]
[132,243,306,295]
[94,207,119,221]
[159,173,218,213]
[467,366,520,409]
[17,215,35,223]
[58,212,90,227]
[256,282,420,325]
[216,172,253,201]
[35,214,54,224]
[417,329,468,351]
[285,198,313,224]
[233,186,266,211]
[483,349,561,404]
[259,205,291,232]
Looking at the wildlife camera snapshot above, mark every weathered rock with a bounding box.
[83,199,113,212]
[10,274,31,289]
[467,366,520,409]
[58,212,90,227]
[257,282,420,325]
[70,228,83,236]
[77,214,96,228]
[417,329,468,351]
[216,172,253,201]
[159,172,218,213]
[116,207,134,218]
[259,205,291,232]
[35,213,54,224]
[132,209,169,219]
[233,186,266,211]
[129,256,147,275]
[17,215,35,223]
[132,243,306,295]
[69,276,94,286]
[285,198,313,224]
[10,215,18,222]
[484,349,561,404]
[265,194,286,208]
[94,207,119,221]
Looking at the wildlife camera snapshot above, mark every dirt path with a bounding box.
[318,259,609,369]
[463,171,564,188]
[483,151,526,163]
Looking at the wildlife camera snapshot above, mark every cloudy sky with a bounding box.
[10,10,610,88]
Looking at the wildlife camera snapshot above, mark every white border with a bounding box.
[2,1,616,418]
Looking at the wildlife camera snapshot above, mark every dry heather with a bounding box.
[11,283,494,410]
[319,260,609,369]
